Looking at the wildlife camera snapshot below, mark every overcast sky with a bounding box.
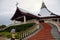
[0,0,60,25]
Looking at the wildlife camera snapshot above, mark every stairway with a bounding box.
[28,23,55,40]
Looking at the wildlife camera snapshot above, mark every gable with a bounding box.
[39,2,56,17]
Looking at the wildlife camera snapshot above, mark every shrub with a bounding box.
[0,32,11,38]
[0,23,36,39]
[15,33,19,39]
[5,32,11,38]
[0,23,36,32]
[0,25,6,29]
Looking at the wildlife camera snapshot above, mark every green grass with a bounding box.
[0,32,11,38]
[0,32,19,39]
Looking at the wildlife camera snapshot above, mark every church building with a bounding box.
[11,2,60,25]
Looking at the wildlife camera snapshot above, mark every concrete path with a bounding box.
[48,23,60,40]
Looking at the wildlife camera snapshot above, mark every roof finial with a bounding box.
[16,2,19,7]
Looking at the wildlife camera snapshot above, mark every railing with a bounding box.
[9,19,37,26]
[45,21,60,32]
[56,22,60,26]
[19,24,39,40]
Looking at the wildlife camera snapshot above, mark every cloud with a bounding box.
[44,0,60,15]
[0,0,16,25]
[18,0,42,15]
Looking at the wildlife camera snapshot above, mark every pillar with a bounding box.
[57,18,59,23]
[24,16,26,23]
[14,20,16,25]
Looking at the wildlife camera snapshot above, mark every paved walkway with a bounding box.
[28,23,55,40]
[48,23,60,40]
[0,36,6,40]
[0,37,18,40]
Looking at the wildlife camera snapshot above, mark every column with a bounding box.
[14,20,16,25]
[24,16,26,23]
[57,18,59,23]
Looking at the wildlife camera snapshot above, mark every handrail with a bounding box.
[45,21,60,32]
[19,24,39,40]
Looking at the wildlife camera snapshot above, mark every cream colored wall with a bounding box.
[44,19,52,22]
[26,19,39,24]
[27,19,40,29]
[11,19,40,26]
[44,18,60,23]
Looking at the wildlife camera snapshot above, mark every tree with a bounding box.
[0,25,6,29]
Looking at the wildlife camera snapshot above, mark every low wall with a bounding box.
[45,21,60,32]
